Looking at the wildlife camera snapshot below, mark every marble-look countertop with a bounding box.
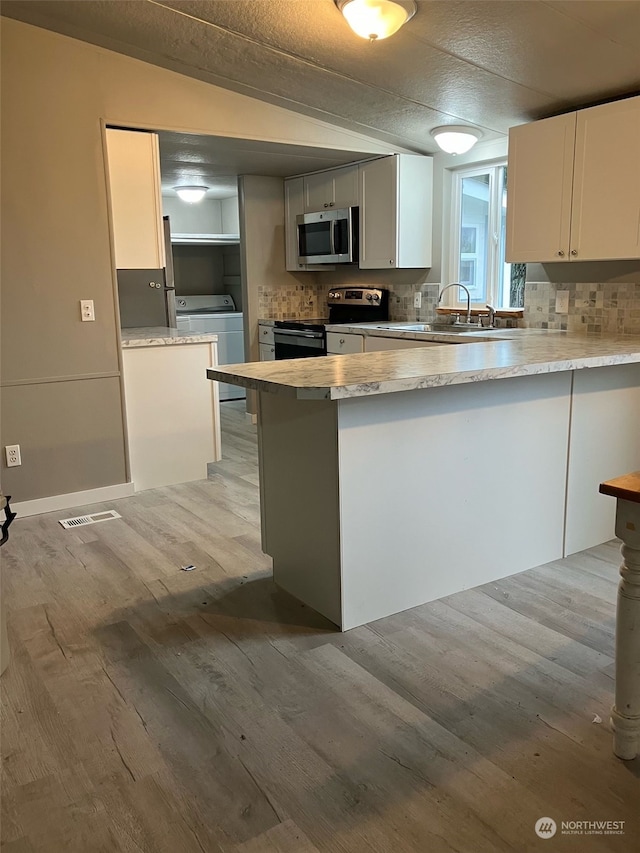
[121,327,219,348]
[207,329,640,400]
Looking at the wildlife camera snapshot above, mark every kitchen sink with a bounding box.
[381,323,493,334]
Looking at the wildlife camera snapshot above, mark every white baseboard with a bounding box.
[12,483,135,518]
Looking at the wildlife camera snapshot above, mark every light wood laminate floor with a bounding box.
[1,401,638,852]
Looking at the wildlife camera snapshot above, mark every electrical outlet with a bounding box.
[414,292,422,309]
[5,445,21,467]
[555,290,569,314]
[80,299,95,321]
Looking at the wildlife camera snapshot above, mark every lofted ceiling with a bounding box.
[4,0,640,182]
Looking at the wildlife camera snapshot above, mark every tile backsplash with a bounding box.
[257,282,319,319]
[257,274,640,335]
[258,280,444,323]
[524,281,640,334]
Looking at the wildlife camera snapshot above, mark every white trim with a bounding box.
[12,483,135,518]
[447,160,508,309]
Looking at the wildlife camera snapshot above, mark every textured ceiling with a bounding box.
[158,132,383,196]
[4,0,640,159]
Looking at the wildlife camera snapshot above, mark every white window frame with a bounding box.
[446,160,509,309]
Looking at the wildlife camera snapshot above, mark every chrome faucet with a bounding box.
[438,283,471,324]
[485,304,497,327]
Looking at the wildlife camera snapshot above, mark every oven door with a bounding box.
[273,329,326,359]
[296,208,355,264]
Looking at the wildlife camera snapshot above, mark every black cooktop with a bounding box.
[274,318,329,331]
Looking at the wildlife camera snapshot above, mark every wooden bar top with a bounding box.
[599,472,640,504]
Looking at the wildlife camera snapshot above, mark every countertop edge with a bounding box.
[207,343,640,400]
[121,327,219,348]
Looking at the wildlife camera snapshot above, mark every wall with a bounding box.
[239,176,311,358]
[1,24,127,502]
[172,245,226,296]
[239,175,312,414]
[523,262,640,334]
[0,18,399,503]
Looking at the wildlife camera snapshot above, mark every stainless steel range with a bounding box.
[273,287,389,359]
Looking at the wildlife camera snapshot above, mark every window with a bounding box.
[448,163,525,309]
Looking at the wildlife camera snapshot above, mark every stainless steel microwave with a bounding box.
[296,207,359,265]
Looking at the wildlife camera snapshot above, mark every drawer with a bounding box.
[326,331,364,354]
[259,323,275,346]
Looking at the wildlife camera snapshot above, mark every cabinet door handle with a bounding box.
[571,249,578,256]
[340,338,345,344]
[329,202,334,207]
[557,250,565,257]
[323,203,328,208]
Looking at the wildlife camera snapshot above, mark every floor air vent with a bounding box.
[58,510,121,529]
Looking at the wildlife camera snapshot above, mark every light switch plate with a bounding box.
[414,292,422,309]
[555,290,569,314]
[80,299,95,321]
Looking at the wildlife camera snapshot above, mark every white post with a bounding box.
[611,498,640,760]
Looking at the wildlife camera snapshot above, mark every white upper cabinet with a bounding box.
[105,128,165,269]
[571,98,640,261]
[303,164,358,211]
[359,154,433,269]
[285,154,433,271]
[507,95,640,263]
[506,113,575,263]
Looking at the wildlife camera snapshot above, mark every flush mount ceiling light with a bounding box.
[430,126,483,155]
[336,0,417,41]
[174,185,208,203]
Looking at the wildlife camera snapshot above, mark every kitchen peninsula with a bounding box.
[209,331,640,630]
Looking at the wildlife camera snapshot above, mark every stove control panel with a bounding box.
[328,287,386,306]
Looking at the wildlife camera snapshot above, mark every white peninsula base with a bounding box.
[122,339,221,491]
[258,365,640,630]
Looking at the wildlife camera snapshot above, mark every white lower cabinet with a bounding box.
[259,342,275,361]
[259,323,275,360]
[364,336,440,352]
[259,323,275,345]
[326,332,364,354]
[122,342,221,491]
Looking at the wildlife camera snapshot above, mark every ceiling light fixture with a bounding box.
[430,126,483,155]
[174,185,208,203]
[336,0,416,41]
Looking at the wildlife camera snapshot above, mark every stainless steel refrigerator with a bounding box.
[117,217,177,328]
